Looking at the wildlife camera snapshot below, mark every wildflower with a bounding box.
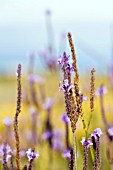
[62,149,71,159]
[2,117,12,126]
[81,137,93,148]
[95,85,107,96]
[59,79,74,93]
[29,107,37,116]
[91,128,103,139]
[28,74,38,83]
[42,98,54,110]
[0,144,12,162]
[107,126,113,141]
[42,130,52,141]
[80,94,87,103]
[61,113,70,124]
[26,148,39,162]
[91,128,102,170]
[53,138,63,151]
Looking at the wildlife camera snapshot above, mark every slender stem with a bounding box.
[87,111,93,132]
[73,131,77,170]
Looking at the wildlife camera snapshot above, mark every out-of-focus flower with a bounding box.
[53,138,63,151]
[80,94,87,103]
[62,149,71,159]
[46,9,51,16]
[2,117,12,126]
[80,137,93,148]
[61,113,70,124]
[0,144,12,162]
[95,86,107,96]
[28,74,38,83]
[29,107,37,116]
[91,128,103,140]
[42,131,52,140]
[107,126,113,141]
[42,98,54,110]
[26,148,39,162]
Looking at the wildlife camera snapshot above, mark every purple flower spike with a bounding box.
[59,79,74,93]
[62,149,71,159]
[61,114,70,124]
[57,54,70,68]
[26,148,39,162]
[91,128,102,139]
[2,117,12,126]
[95,86,107,96]
[80,137,93,148]
[0,144,12,162]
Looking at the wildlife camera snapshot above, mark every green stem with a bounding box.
[81,117,94,163]
[73,131,77,170]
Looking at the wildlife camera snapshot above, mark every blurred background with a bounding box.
[0,0,113,74]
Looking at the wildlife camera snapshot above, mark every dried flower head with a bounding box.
[90,68,95,112]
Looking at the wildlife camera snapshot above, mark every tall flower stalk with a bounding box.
[13,64,22,170]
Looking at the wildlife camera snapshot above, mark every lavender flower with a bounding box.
[81,137,93,148]
[61,113,70,124]
[0,144,12,162]
[95,86,107,96]
[42,98,54,110]
[107,126,113,141]
[28,74,38,83]
[62,149,71,159]
[42,131,52,141]
[26,148,39,162]
[57,54,73,73]
[2,117,12,126]
[59,79,74,93]
[53,138,63,151]
[91,128,103,139]
[80,94,87,103]
[29,107,37,116]
[81,138,93,170]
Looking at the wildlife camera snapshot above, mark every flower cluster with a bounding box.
[0,144,12,162]
[26,148,39,162]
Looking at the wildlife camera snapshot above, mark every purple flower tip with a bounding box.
[62,149,71,159]
[61,114,70,124]
[26,148,39,162]
[80,137,93,148]
[91,128,103,138]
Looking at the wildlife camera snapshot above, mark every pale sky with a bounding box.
[0,0,113,24]
[0,0,113,74]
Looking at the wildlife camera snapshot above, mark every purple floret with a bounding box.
[61,113,70,124]
[26,148,39,162]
